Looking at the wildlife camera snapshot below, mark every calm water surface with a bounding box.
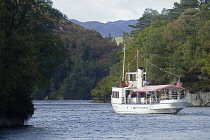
[0,100,210,140]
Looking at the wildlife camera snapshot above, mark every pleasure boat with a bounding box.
[111,67,187,114]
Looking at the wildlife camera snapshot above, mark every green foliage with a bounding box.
[60,38,98,99]
[0,0,65,125]
[129,8,159,30]
[125,1,210,93]
[31,17,120,100]
[89,0,210,102]
[91,76,117,102]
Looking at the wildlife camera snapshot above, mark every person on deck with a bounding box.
[127,92,132,104]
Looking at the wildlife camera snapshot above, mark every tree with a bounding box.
[89,0,210,102]
[173,0,199,14]
[57,38,99,100]
[91,76,116,102]
[130,8,159,30]
[162,7,210,92]
[0,0,65,126]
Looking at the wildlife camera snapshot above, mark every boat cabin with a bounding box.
[125,67,146,88]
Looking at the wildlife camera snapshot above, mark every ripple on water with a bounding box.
[1,101,210,140]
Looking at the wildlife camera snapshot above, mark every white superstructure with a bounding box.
[111,67,187,114]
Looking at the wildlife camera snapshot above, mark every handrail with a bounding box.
[123,93,186,104]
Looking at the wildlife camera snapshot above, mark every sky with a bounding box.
[52,0,180,23]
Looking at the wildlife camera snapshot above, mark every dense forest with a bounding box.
[32,19,120,100]
[0,0,119,126]
[0,0,69,126]
[92,0,210,102]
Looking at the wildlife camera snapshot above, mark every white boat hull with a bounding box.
[112,100,187,114]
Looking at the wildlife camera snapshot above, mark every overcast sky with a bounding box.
[52,0,180,23]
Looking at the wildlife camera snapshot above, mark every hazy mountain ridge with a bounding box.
[69,19,137,37]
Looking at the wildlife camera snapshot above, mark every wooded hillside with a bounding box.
[32,19,120,100]
[92,0,210,102]
[0,0,119,126]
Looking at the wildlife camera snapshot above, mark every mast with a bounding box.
[137,50,139,70]
[122,44,126,81]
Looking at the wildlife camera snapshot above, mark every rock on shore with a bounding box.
[187,92,210,106]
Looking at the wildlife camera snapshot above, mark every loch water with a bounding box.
[0,100,210,140]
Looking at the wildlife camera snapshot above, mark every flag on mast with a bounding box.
[176,77,182,87]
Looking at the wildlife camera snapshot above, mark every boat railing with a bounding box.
[161,92,186,100]
[125,97,160,104]
[123,92,186,104]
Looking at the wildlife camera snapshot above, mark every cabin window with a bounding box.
[130,74,136,81]
[143,73,146,81]
[112,91,119,98]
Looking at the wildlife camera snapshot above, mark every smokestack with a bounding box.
[137,67,144,88]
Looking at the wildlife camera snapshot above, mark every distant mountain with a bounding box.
[69,19,138,37]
